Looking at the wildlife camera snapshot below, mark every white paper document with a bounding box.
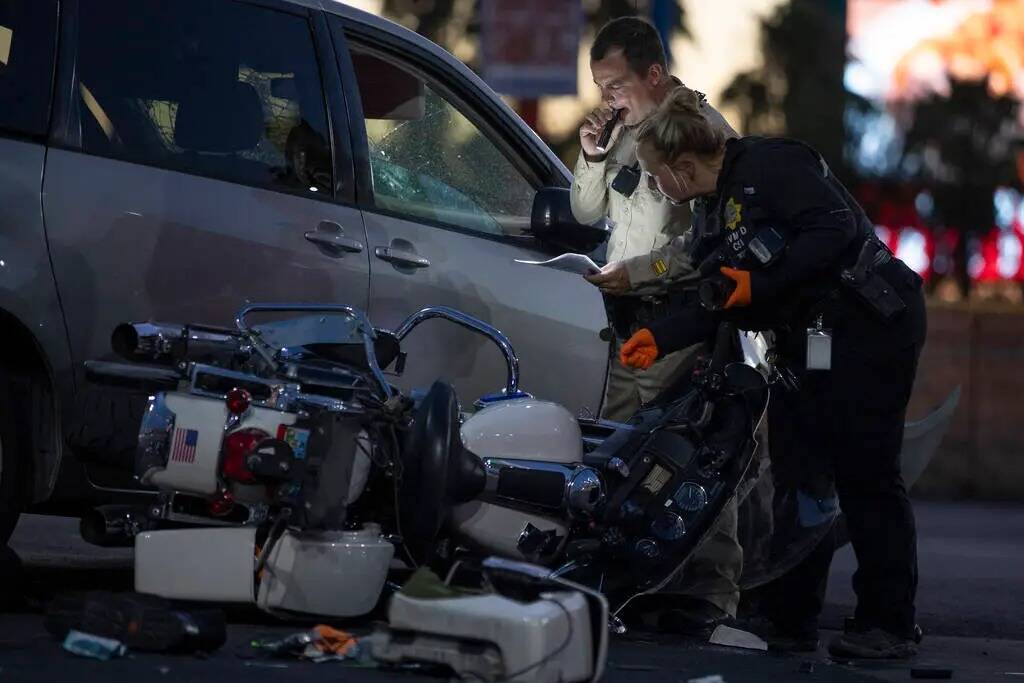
[514,253,600,275]
[708,624,768,651]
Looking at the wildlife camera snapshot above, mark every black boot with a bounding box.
[828,620,918,660]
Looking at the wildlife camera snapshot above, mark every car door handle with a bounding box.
[304,230,364,253]
[374,247,430,269]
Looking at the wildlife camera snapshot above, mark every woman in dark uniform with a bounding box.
[618,88,927,659]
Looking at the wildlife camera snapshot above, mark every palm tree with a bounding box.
[901,80,1020,295]
[719,0,847,176]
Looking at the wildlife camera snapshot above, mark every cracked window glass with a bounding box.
[350,49,535,237]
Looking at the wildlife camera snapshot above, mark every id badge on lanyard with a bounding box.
[806,314,832,371]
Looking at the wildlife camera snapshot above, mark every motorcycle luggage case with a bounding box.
[135,527,257,603]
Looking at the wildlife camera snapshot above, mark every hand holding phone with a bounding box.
[580,107,622,158]
[596,108,623,153]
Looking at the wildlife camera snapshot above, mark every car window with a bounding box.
[0,0,58,138]
[348,47,535,237]
[74,0,333,197]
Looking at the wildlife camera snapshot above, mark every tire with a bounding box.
[66,386,145,470]
[0,368,32,544]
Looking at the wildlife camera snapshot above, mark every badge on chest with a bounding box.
[720,193,787,269]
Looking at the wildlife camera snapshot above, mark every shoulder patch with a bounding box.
[725,197,743,231]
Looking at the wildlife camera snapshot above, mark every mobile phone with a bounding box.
[595,109,623,153]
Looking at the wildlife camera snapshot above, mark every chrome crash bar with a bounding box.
[394,306,523,399]
[235,303,394,402]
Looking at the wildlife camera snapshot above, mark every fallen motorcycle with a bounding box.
[83,302,768,621]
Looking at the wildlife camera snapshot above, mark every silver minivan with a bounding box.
[0,0,610,540]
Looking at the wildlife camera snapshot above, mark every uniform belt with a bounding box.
[636,290,696,320]
[607,291,696,339]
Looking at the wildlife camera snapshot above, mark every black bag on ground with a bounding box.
[45,591,227,653]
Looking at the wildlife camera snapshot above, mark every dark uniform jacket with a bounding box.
[649,137,926,367]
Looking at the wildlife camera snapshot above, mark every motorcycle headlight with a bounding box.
[135,394,176,485]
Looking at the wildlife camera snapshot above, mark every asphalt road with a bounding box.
[2,500,1022,682]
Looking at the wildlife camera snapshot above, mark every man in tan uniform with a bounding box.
[571,17,743,631]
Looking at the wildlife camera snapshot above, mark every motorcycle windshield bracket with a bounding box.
[234,303,393,402]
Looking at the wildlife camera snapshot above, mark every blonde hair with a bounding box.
[636,86,726,164]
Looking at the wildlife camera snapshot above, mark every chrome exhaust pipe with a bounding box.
[112,322,242,365]
[80,505,148,547]
[112,322,186,362]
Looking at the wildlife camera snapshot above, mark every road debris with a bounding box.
[45,591,226,653]
[688,675,726,683]
[251,624,360,663]
[609,662,661,671]
[243,661,289,669]
[62,629,127,661]
[708,624,768,651]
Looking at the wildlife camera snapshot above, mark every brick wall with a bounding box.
[909,304,1024,500]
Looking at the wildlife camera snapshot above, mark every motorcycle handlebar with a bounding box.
[393,306,522,399]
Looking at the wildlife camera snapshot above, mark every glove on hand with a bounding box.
[620,328,659,370]
[720,267,752,308]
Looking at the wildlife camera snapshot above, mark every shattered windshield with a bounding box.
[354,49,536,237]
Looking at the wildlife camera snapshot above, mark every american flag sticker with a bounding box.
[170,427,198,464]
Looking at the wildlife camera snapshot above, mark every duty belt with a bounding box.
[607,290,695,339]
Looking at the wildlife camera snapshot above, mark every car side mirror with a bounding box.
[530,187,609,254]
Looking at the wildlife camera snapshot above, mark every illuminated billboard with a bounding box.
[846,0,1024,285]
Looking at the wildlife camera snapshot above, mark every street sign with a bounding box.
[480,0,581,97]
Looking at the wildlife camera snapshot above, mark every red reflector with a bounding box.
[208,491,235,517]
[222,428,269,483]
[226,387,252,416]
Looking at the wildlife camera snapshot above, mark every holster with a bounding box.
[606,296,639,339]
[840,239,912,321]
[605,291,694,340]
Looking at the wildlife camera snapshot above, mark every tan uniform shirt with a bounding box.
[570,124,692,265]
[624,225,702,294]
[570,85,738,294]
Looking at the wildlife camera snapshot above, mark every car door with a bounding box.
[43,0,370,375]
[329,18,608,415]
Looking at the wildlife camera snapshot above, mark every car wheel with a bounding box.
[0,368,31,544]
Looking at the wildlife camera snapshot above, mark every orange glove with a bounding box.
[620,328,659,370]
[720,267,752,308]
